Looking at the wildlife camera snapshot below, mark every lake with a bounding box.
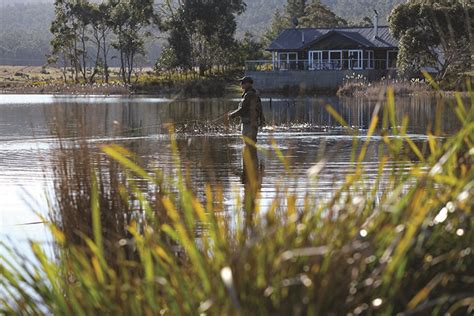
[0,94,461,251]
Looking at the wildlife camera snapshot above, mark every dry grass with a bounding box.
[338,77,434,97]
[0,66,131,94]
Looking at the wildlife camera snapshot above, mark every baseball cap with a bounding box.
[238,76,253,84]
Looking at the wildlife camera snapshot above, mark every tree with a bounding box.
[158,0,245,75]
[88,1,113,83]
[238,32,265,63]
[49,0,81,83]
[49,0,72,83]
[262,0,347,48]
[110,0,159,84]
[389,0,473,84]
[49,0,115,84]
[261,9,287,48]
[300,0,347,28]
[286,0,307,20]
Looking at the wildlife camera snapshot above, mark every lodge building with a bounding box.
[245,16,399,92]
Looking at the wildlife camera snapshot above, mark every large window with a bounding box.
[349,50,363,70]
[328,50,342,70]
[309,51,323,70]
[278,52,298,70]
[387,50,398,69]
[365,50,374,69]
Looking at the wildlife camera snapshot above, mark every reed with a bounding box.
[0,88,473,315]
[337,77,433,97]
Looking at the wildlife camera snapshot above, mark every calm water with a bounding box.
[0,94,461,249]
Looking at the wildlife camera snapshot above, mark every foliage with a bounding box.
[260,9,288,48]
[1,86,473,314]
[389,0,474,86]
[2,1,408,68]
[158,0,245,75]
[285,0,307,21]
[154,46,179,73]
[324,0,404,24]
[49,0,114,83]
[236,32,265,64]
[109,0,159,84]
[261,0,347,47]
[238,0,405,37]
[48,0,158,84]
[300,0,347,28]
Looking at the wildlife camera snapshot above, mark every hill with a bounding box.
[0,0,404,66]
[238,0,405,36]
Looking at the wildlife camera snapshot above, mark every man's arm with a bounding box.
[229,93,251,119]
[258,96,265,127]
[228,106,242,119]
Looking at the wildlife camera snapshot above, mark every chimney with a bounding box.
[373,9,379,40]
[302,31,305,44]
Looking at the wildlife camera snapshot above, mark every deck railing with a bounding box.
[245,59,391,72]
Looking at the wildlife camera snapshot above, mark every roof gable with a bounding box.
[303,30,372,50]
[267,26,398,51]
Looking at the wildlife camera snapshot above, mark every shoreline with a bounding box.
[1,82,469,98]
[0,65,242,98]
[1,66,470,98]
[1,88,468,99]
[336,78,472,97]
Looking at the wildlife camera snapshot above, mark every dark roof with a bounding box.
[267,26,398,51]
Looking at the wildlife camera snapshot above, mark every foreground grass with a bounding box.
[0,89,473,315]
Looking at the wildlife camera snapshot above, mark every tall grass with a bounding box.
[0,88,473,315]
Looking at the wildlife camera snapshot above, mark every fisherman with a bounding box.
[228,76,265,144]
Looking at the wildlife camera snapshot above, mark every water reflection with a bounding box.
[0,94,465,249]
[241,144,264,236]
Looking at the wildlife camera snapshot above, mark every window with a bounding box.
[309,51,323,70]
[328,50,342,70]
[278,52,298,71]
[387,50,398,69]
[366,50,374,69]
[349,50,363,70]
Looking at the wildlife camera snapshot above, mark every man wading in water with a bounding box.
[229,76,265,236]
[228,76,265,144]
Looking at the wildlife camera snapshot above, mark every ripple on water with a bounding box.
[0,94,442,241]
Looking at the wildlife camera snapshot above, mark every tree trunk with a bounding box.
[120,50,126,83]
[102,30,109,83]
[127,52,135,84]
[90,30,101,84]
[73,38,79,83]
[81,27,87,82]
[62,52,68,84]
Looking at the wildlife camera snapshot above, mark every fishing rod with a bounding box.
[112,110,234,134]
[209,111,231,124]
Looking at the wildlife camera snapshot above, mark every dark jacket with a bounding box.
[229,88,265,127]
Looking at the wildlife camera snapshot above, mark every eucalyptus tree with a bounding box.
[88,1,113,83]
[50,0,81,83]
[389,0,473,83]
[158,0,245,75]
[262,0,346,47]
[109,0,159,84]
[285,0,307,20]
[159,5,193,71]
[50,0,114,83]
[300,1,347,28]
[262,0,307,46]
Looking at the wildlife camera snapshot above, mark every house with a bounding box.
[245,14,399,92]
